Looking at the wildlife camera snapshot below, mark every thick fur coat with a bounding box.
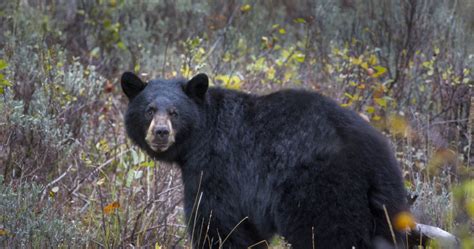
[121,72,409,249]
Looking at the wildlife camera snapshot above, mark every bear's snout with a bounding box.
[145,115,175,152]
[154,126,170,138]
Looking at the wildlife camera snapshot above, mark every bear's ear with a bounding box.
[185,73,209,102]
[121,72,146,100]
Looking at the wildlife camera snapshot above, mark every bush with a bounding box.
[0,175,86,248]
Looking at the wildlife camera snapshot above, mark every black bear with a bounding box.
[121,72,410,249]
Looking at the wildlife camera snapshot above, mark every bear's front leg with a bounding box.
[183,188,267,249]
[185,207,267,249]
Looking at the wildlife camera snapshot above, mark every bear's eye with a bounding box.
[169,109,178,117]
[146,108,155,118]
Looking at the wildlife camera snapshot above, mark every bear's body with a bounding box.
[121,72,409,249]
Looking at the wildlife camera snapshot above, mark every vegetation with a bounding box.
[0,0,472,248]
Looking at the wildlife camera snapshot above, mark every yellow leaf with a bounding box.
[253,57,266,71]
[240,4,251,12]
[366,106,375,114]
[180,64,192,78]
[427,149,457,175]
[49,186,59,198]
[215,74,242,90]
[466,199,474,218]
[351,56,363,65]
[278,28,286,35]
[0,228,8,236]
[103,201,120,215]
[374,98,387,108]
[340,101,352,107]
[394,212,416,231]
[155,242,162,249]
[361,62,369,70]
[368,54,378,65]
[294,18,306,23]
[373,84,386,98]
[284,70,295,81]
[357,83,366,89]
[223,52,232,62]
[96,139,110,152]
[388,115,409,137]
[371,66,387,78]
[96,178,106,186]
[267,67,275,80]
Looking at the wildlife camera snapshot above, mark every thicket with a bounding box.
[0,0,472,248]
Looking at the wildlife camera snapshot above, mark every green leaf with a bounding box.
[0,79,12,87]
[90,47,100,58]
[0,74,12,87]
[422,61,432,69]
[0,59,8,70]
[117,41,126,50]
[344,92,354,100]
[131,150,139,165]
[293,52,305,63]
[126,170,134,187]
[294,18,306,24]
[374,97,387,108]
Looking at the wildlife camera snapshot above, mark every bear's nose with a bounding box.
[154,126,170,138]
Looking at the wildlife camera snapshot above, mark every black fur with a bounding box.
[122,72,409,249]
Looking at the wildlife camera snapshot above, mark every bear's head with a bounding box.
[121,72,208,161]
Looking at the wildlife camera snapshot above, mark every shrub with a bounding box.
[0,175,86,248]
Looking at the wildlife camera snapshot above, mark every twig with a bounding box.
[422,118,469,128]
[40,164,74,201]
[68,149,131,195]
[248,240,269,249]
[188,171,204,244]
[383,205,398,249]
[204,4,238,67]
[218,216,249,249]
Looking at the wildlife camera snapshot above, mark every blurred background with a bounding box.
[0,0,472,248]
